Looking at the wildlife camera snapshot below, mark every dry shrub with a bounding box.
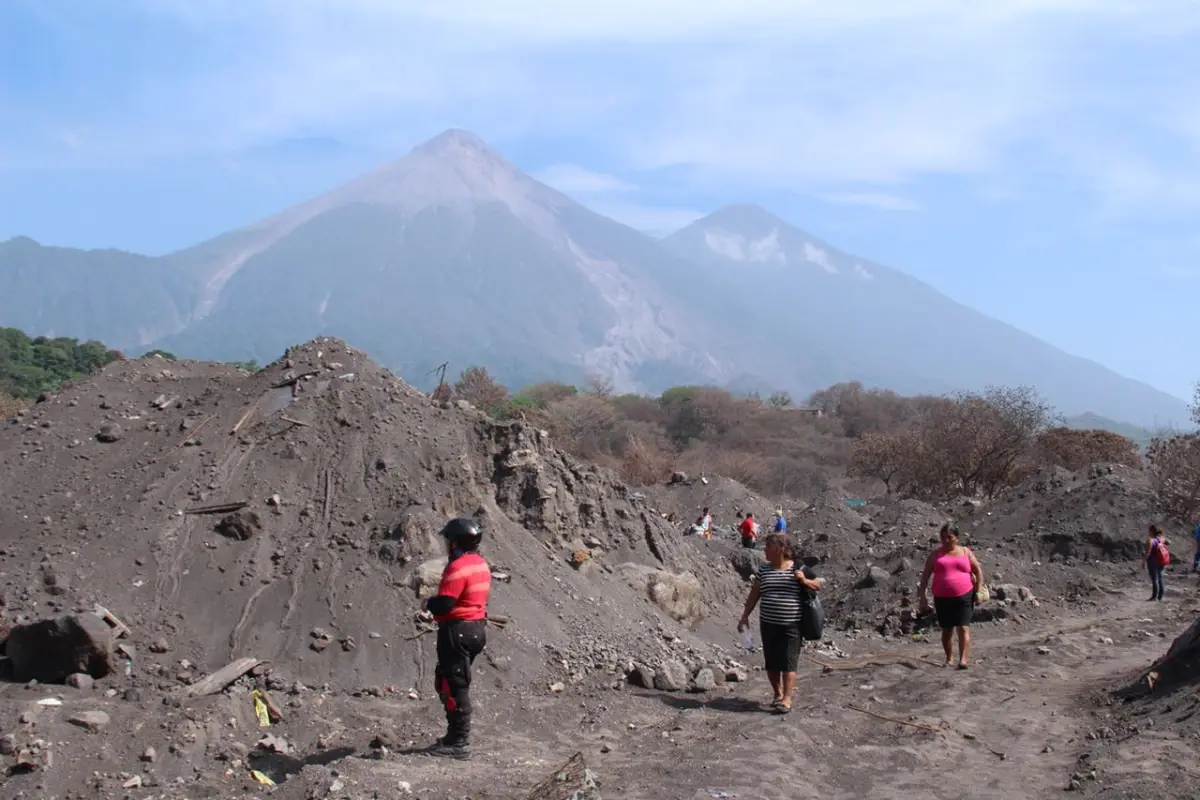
[453,366,508,411]
[619,433,673,486]
[1146,433,1200,522]
[0,393,28,421]
[546,394,619,459]
[617,564,705,627]
[1036,427,1142,471]
[848,385,1055,500]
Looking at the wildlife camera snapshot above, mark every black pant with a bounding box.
[742,537,756,549]
[434,620,486,744]
[760,620,801,673]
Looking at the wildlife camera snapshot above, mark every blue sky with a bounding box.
[1,1,1198,403]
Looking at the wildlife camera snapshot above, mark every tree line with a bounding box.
[0,327,124,416]
[445,365,1198,518]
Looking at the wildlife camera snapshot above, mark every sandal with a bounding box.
[774,702,792,715]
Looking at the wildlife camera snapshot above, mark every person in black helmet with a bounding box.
[421,517,491,759]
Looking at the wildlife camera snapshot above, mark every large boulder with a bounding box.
[652,659,689,692]
[4,613,114,682]
[411,557,449,598]
[618,564,705,627]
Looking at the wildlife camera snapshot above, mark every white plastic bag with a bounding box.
[740,629,754,649]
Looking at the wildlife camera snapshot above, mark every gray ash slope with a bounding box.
[0,338,745,694]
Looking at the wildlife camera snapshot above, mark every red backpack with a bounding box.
[1151,538,1170,567]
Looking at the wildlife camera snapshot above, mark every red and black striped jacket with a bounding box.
[430,552,491,623]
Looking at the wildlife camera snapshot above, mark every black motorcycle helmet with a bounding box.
[439,517,483,551]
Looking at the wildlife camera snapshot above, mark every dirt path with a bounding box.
[297,588,1191,799]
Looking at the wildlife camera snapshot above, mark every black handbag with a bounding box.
[800,597,824,641]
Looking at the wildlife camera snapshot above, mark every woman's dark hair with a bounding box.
[940,523,960,536]
[1149,524,1162,536]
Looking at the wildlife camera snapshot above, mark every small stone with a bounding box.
[267,494,282,507]
[68,710,110,732]
[340,637,356,652]
[149,638,170,653]
[549,682,566,693]
[141,746,157,763]
[123,776,143,789]
[690,668,717,692]
[96,423,124,443]
[65,673,94,690]
[0,734,15,755]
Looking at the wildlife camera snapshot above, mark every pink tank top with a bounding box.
[931,549,974,598]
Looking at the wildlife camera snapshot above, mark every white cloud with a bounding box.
[803,243,838,273]
[823,192,920,211]
[13,0,1200,216]
[533,164,633,194]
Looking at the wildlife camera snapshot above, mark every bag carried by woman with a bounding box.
[800,596,824,641]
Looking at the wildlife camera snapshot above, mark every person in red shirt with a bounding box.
[738,512,758,549]
[421,518,491,759]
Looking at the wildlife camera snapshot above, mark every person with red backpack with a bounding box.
[1144,524,1169,601]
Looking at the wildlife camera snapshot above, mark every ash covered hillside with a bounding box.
[0,339,746,694]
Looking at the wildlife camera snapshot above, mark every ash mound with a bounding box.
[0,338,745,694]
[818,464,1162,637]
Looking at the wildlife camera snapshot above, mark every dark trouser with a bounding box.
[742,537,756,549]
[1147,561,1165,600]
[759,620,801,673]
[434,619,486,744]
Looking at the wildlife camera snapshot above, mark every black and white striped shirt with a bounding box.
[754,562,807,625]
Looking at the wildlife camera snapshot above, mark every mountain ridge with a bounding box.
[0,129,1189,426]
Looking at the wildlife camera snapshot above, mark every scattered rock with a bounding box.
[65,672,94,690]
[690,668,717,692]
[653,660,688,692]
[627,665,656,689]
[141,746,157,763]
[525,752,601,800]
[216,510,263,541]
[0,734,15,756]
[856,566,891,590]
[95,423,123,443]
[67,710,110,733]
[149,637,171,654]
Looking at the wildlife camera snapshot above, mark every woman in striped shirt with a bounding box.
[737,532,824,713]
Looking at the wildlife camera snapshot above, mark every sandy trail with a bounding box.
[269,587,1193,799]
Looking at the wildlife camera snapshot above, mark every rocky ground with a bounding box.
[0,339,1197,798]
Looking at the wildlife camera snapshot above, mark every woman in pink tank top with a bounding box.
[918,524,984,669]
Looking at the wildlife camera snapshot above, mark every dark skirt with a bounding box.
[760,620,801,673]
[933,591,974,630]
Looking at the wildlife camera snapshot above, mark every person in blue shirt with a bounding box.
[1193,521,1200,572]
[773,510,787,534]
